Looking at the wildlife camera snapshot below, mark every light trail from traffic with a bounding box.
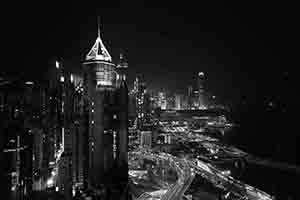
[130,150,195,200]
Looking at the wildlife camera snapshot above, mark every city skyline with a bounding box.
[1,2,300,200]
[3,1,297,106]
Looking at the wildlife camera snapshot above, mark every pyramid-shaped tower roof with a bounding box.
[85,21,112,62]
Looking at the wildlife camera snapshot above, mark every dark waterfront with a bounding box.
[241,164,300,199]
[224,106,300,199]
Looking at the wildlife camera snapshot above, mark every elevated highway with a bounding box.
[130,151,194,200]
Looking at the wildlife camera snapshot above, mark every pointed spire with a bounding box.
[97,16,101,39]
[85,17,112,62]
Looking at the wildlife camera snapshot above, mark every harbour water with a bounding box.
[224,108,300,199]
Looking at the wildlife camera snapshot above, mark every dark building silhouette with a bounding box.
[0,78,41,200]
[187,72,207,110]
[1,20,129,200]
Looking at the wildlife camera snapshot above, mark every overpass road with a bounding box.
[131,151,195,200]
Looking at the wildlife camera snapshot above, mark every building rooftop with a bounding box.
[85,20,112,62]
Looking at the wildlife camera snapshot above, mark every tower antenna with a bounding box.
[97,16,101,38]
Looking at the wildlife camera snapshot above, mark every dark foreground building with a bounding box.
[1,21,130,200]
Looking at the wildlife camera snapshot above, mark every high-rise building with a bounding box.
[197,72,206,109]
[0,78,37,200]
[133,76,150,129]
[116,53,129,85]
[50,61,75,200]
[166,94,175,110]
[175,94,184,110]
[187,85,193,109]
[32,128,44,191]
[149,91,159,110]
[81,21,128,194]
[71,84,88,191]
[186,72,207,110]
[158,91,167,110]
[182,95,189,110]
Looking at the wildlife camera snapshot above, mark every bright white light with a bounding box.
[25,81,34,85]
[70,74,74,83]
[197,160,212,173]
[207,122,214,125]
[221,170,231,176]
[62,127,65,152]
[86,37,112,62]
[55,186,59,192]
[198,72,204,76]
[56,61,60,69]
[60,76,65,82]
[72,187,76,196]
[224,192,230,199]
[97,80,111,86]
[47,178,54,187]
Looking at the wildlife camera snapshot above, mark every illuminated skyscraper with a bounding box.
[187,86,193,109]
[133,76,150,129]
[158,91,167,110]
[175,94,184,110]
[187,72,207,109]
[82,20,128,194]
[116,53,129,86]
[197,72,206,109]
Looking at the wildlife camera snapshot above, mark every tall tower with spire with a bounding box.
[84,17,116,89]
[197,72,206,109]
[81,18,129,195]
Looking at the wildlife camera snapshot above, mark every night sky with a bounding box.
[3,0,298,105]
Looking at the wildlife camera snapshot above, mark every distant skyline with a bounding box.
[3,0,298,105]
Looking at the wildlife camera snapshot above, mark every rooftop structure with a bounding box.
[85,19,112,62]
